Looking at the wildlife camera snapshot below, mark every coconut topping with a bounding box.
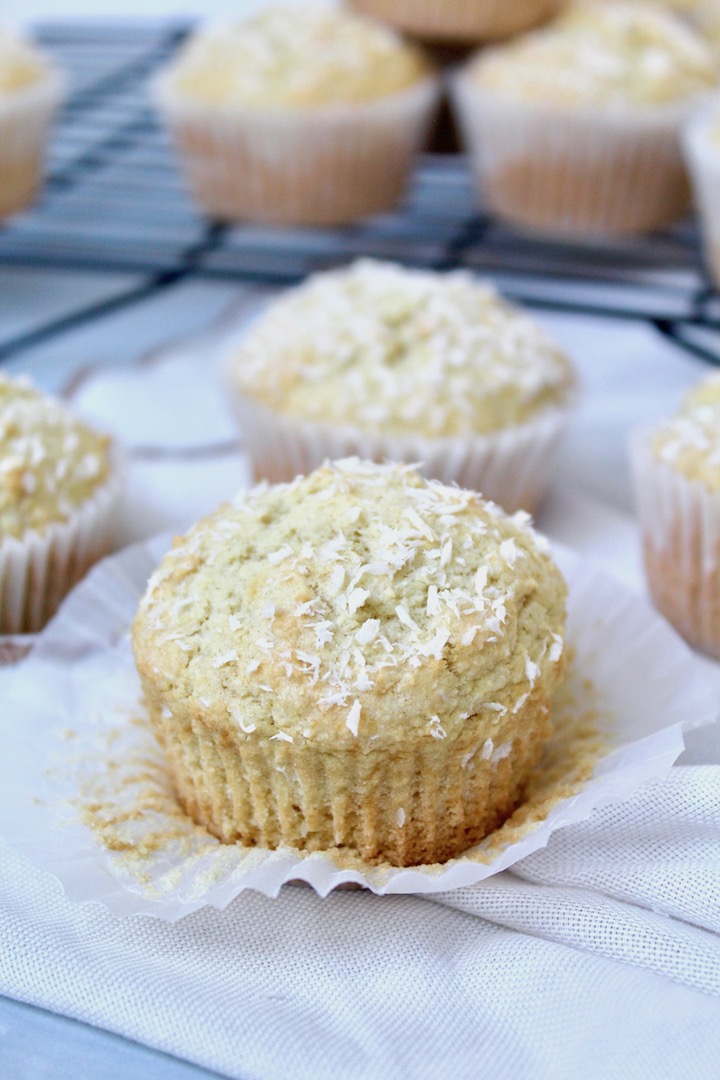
[470,2,717,107]
[227,260,575,438]
[167,5,431,108]
[132,460,567,747]
[652,372,720,489]
[0,374,112,539]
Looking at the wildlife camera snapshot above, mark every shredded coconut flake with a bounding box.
[396,604,420,633]
[267,545,294,566]
[347,587,370,614]
[211,650,238,668]
[549,633,564,663]
[346,699,362,737]
[270,731,294,743]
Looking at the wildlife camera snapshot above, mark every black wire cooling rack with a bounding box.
[2,20,720,365]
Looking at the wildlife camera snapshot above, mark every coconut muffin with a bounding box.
[683,98,720,288]
[347,0,567,44]
[0,26,64,219]
[452,1,718,237]
[152,5,439,226]
[223,260,576,513]
[0,375,121,633]
[132,459,567,867]
[631,373,720,658]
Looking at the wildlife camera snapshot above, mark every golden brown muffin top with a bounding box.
[165,5,433,109]
[467,2,717,107]
[226,260,575,438]
[0,375,112,540]
[132,460,567,749]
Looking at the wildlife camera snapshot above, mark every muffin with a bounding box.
[452,2,718,238]
[152,5,440,226]
[0,26,64,219]
[347,0,567,44]
[222,260,576,513]
[0,375,122,633]
[630,373,720,658]
[683,98,720,287]
[132,458,568,867]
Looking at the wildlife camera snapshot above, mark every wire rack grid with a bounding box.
[1,20,720,366]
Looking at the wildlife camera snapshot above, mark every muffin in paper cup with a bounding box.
[683,100,720,288]
[151,6,439,226]
[131,459,568,868]
[0,375,123,634]
[0,28,65,220]
[222,259,576,514]
[225,391,570,516]
[451,2,717,239]
[630,375,720,660]
[3,527,716,916]
[347,0,567,44]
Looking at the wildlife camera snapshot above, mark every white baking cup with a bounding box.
[630,427,720,659]
[0,67,65,219]
[0,453,125,634]
[683,101,720,289]
[452,72,700,239]
[348,0,565,43]
[224,386,572,515]
[152,73,440,226]
[0,534,717,920]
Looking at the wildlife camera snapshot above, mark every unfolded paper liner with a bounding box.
[0,67,65,219]
[451,73,699,239]
[0,534,717,921]
[151,72,440,226]
[347,0,565,43]
[683,103,720,289]
[0,451,125,634]
[630,427,720,660]
[224,386,571,514]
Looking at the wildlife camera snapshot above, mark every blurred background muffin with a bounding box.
[0,24,64,220]
[152,3,440,226]
[683,95,720,288]
[346,0,569,44]
[222,259,576,513]
[0,375,123,633]
[630,373,720,659]
[452,1,718,238]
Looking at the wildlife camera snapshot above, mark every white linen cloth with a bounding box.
[1,765,720,1080]
[2,314,720,1079]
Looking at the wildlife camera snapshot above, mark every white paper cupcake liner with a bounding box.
[630,428,720,659]
[224,387,571,514]
[0,67,65,219]
[683,103,720,288]
[0,534,717,920]
[152,73,440,226]
[452,74,698,239]
[0,451,125,634]
[348,0,564,43]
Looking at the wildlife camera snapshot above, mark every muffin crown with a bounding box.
[133,460,567,748]
[166,5,432,108]
[0,375,112,539]
[468,1,717,107]
[228,260,575,438]
[0,26,50,94]
[652,373,720,489]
